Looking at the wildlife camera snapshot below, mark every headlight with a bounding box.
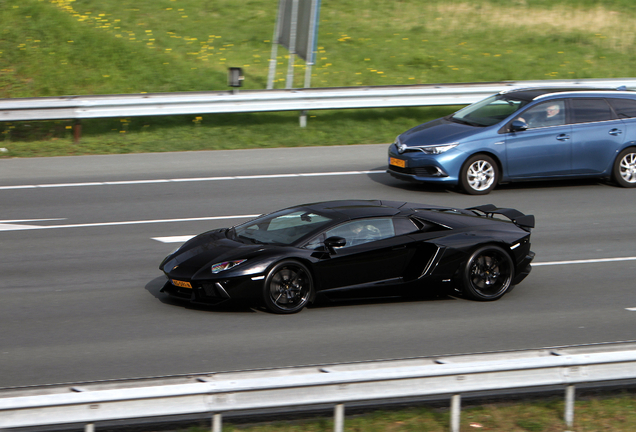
[211,259,247,274]
[420,143,458,154]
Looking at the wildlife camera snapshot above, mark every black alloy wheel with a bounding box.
[459,154,499,195]
[461,246,514,301]
[613,148,636,188]
[263,260,313,314]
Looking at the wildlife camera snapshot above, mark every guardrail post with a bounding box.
[564,385,575,430]
[73,119,82,144]
[334,403,344,432]
[450,394,461,432]
[299,110,307,127]
[212,413,222,432]
[85,423,94,432]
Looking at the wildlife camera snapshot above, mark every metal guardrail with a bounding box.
[2,78,636,122]
[1,345,636,432]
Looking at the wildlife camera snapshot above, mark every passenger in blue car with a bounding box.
[519,102,565,128]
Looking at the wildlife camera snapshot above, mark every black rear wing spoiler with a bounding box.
[468,204,535,231]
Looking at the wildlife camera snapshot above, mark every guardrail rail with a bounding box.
[2,78,636,137]
[2,343,636,432]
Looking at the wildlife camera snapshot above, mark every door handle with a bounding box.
[609,128,623,136]
[556,134,570,141]
[392,245,407,250]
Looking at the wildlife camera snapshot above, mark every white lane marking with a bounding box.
[0,170,385,190]
[626,308,636,311]
[153,235,196,243]
[533,257,636,266]
[4,217,636,270]
[0,215,258,232]
[150,234,636,270]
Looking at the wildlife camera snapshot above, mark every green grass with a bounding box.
[0,106,459,157]
[174,394,636,432]
[2,0,636,158]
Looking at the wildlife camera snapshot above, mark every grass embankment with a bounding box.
[1,0,636,159]
[175,394,636,432]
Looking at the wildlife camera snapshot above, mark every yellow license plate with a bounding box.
[172,279,192,289]
[390,157,406,168]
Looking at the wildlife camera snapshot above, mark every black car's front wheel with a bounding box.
[263,260,313,314]
[461,246,514,301]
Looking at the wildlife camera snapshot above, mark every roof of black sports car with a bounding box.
[300,200,454,219]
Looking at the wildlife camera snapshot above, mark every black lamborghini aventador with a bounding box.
[159,200,535,314]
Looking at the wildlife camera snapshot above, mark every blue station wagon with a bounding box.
[387,87,636,194]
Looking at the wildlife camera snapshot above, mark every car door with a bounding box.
[308,217,418,291]
[569,98,626,175]
[504,99,572,178]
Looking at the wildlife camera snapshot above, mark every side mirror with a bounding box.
[324,236,346,253]
[510,119,528,132]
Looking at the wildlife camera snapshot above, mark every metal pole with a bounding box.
[450,394,461,432]
[300,62,312,127]
[285,0,299,89]
[85,424,95,432]
[212,413,222,432]
[334,403,344,432]
[303,0,318,89]
[73,119,82,144]
[565,385,575,429]
[304,64,313,89]
[267,0,284,89]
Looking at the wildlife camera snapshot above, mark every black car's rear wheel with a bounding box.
[263,260,313,314]
[461,246,514,301]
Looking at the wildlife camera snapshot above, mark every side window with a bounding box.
[516,100,566,129]
[303,218,421,250]
[570,98,614,124]
[326,218,395,248]
[607,98,636,118]
[305,218,398,249]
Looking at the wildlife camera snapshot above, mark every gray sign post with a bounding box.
[267,0,321,91]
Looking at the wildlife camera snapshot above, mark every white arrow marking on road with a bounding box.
[0,218,67,231]
[153,235,196,243]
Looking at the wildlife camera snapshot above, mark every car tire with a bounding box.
[459,154,499,195]
[612,148,636,188]
[461,246,514,301]
[263,260,313,314]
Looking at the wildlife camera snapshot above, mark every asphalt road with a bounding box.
[1,145,635,388]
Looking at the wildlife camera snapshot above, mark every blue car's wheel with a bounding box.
[613,148,636,188]
[263,261,313,314]
[460,154,498,195]
[462,246,513,301]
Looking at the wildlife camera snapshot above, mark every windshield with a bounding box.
[232,209,333,245]
[451,95,529,127]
